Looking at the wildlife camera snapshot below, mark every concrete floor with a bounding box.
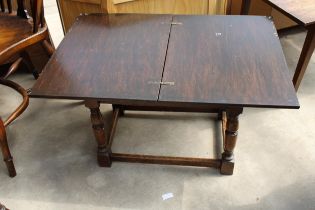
[0,2,315,210]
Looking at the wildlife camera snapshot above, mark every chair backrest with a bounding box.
[0,0,44,33]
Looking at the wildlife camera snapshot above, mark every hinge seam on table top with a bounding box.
[157,15,175,102]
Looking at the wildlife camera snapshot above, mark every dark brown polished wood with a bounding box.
[30,14,299,175]
[111,153,222,168]
[240,0,315,90]
[31,14,298,109]
[220,109,242,174]
[160,15,298,108]
[85,100,112,167]
[31,14,172,101]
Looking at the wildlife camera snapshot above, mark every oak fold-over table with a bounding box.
[241,0,315,91]
[30,14,299,175]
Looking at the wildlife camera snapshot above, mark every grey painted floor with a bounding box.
[0,2,315,210]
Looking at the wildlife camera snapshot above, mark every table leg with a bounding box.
[112,105,124,116]
[85,100,112,167]
[240,0,251,15]
[293,27,315,91]
[220,108,243,175]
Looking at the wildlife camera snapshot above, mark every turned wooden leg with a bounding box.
[240,0,251,15]
[293,27,315,91]
[0,119,16,177]
[85,100,112,167]
[220,108,243,175]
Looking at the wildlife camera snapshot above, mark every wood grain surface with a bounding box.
[263,0,315,26]
[31,14,299,109]
[159,15,299,108]
[31,14,172,101]
[0,13,33,53]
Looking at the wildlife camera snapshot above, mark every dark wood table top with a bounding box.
[263,0,315,26]
[31,14,299,109]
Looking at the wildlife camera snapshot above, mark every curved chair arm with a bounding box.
[0,79,29,127]
[0,24,49,64]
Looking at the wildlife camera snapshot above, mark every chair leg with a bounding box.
[6,0,11,13]
[42,40,55,57]
[20,51,39,79]
[0,119,16,177]
[17,0,27,18]
[0,0,5,12]
[2,58,23,79]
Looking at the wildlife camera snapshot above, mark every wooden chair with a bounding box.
[0,202,9,210]
[0,0,54,79]
[0,79,29,177]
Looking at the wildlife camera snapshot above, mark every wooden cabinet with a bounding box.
[57,0,103,32]
[57,0,297,33]
[107,0,209,14]
[57,0,228,32]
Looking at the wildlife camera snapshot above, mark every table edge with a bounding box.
[262,0,315,27]
[29,94,300,110]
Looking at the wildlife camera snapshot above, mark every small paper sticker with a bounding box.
[162,193,174,201]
